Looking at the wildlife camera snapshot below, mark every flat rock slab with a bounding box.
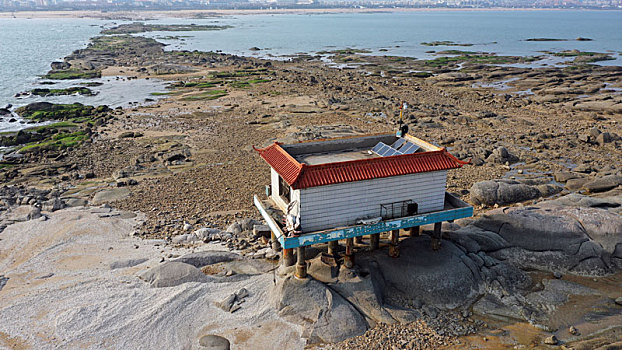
[566,178,590,191]
[554,172,582,183]
[583,175,622,193]
[541,193,622,212]
[174,251,241,268]
[63,197,88,207]
[91,188,130,205]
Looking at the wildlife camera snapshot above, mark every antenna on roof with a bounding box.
[396,102,409,137]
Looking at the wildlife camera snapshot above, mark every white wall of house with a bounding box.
[270,168,300,211]
[298,170,447,233]
[292,188,301,205]
[270,168,287,209]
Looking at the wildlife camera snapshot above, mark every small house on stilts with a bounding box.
[253,132,473,279]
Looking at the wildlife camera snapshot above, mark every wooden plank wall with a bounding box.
[299,171,447,232]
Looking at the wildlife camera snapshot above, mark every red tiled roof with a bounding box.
[254,142,468,189]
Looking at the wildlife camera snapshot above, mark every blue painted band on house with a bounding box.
[253,193,474,250]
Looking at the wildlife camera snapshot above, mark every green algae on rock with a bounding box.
[101,23,232,35]
[29,87,95,97]
[15,102,110,121]
[43,69,101,80]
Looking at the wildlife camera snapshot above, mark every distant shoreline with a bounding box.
[0,8,618,19]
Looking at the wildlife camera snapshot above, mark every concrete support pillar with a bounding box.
[271,231,281,252]
[344,238,354,268]
[409,226,420,238]
[370,233,380,250]
[389,230,400,258]
[431,222,442,251]
[327,240,338,256]
[295,246,307,279]
[282,248,295,267]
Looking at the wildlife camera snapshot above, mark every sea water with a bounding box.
[1,10,621,130]
[145,10,622,62]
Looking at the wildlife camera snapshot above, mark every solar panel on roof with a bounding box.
[378,147,394,157]
[372,142,387,155]
[372,141,407,157]
[372,142,392,157]
[400,142,421,154]
[391,138,406,150]
[385,149,402,157]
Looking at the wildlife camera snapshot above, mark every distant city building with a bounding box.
[0,0,620,10]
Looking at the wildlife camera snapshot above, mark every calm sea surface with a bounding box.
[0,10,621,130]
[148,10,622,61]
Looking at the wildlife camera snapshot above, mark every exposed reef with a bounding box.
[100,22,233,34]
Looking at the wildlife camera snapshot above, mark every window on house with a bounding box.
[278,176,291,203]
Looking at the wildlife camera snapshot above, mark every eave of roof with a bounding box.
[254,141,468,189]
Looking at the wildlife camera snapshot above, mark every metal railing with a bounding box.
[380,200,417,220]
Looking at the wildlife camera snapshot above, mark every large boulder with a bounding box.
[361,238,480,308]
[308,256,396,324]
[51,61,71,70]
[470,179,560,206]
[2,205,42,222]
[42,197,64,212]
[474,207,590,253]
[138,261,210,288]
[198,335,230,350]
[485,146,519,164]
[356,237,528,309]
[595,132,619,145]
[270,276,368,344]
[17,101,54,113]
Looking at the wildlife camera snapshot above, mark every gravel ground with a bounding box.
[318,312,482,350]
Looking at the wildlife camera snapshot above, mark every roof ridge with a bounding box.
[254,142,304,168]
[440,147,471,165]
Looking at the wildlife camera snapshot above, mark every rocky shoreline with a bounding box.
[0,24,621,349]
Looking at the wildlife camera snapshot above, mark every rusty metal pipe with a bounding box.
[328,240,338,256]
[295,246,307,279]
[410,226,420,237]
[370,233,379,250]
[344,238,354,268]
[282,248,295,267]
[432,222,442,251]
[389,229,400,258]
